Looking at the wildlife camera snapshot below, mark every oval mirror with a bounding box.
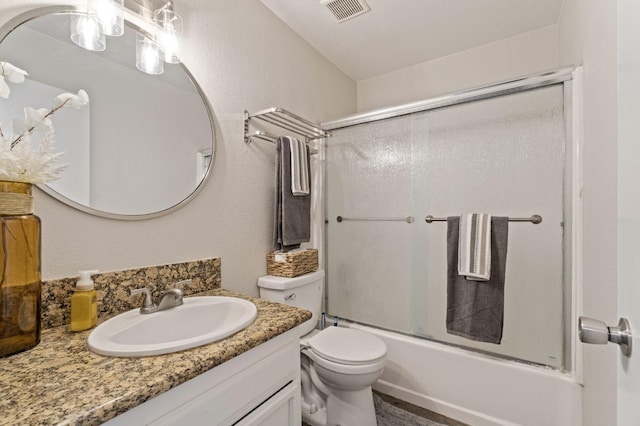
[0,9,215,219]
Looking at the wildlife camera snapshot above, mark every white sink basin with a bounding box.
[87,296,257,357]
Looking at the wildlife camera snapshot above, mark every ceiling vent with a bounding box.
[321,0,371,23]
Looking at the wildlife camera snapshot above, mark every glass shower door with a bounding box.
[325,115,414,333]
[325,84,567,368]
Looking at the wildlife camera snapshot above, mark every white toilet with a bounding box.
[258,270,387,426]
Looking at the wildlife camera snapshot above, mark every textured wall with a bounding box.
[357,25,560,112]
[0,0,357,295]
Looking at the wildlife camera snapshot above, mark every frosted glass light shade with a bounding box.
[154,4,183,64]
[90,0,124,37]
[70,14,106,51]
[136,33,164,75]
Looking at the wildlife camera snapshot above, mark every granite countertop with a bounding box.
[0,289,311,426]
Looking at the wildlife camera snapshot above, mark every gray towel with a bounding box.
[274,136,311,251]
[446,216,508,344]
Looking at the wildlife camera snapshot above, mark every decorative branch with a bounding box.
[1,60,89,183]
[10,98,70,150]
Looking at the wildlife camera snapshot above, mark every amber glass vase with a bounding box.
[0,181,41,357]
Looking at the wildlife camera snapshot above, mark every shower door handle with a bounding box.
[578,316,632,356]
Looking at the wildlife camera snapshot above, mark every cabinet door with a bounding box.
[235,381,300,426]
[104,332,300,426]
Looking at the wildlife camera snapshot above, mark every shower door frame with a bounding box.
[320,67,584,375]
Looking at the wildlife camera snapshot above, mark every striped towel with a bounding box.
[288,136,310,196]
[458,213,492,281]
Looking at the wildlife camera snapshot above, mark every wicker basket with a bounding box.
[267,249,319,278]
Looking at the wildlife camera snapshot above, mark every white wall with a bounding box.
[0,0,356,295]
[356,25,560,112]
[558,0,618,425]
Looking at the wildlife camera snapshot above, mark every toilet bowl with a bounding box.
[301,326,387,426]
[257,270,387,426]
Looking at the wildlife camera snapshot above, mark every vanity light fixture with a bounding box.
[70,0,122,50]
[90,0,124,36]
[70,13,106,51]
[154,1,183,64]
[136,33,164,75]
[70,1,184,75]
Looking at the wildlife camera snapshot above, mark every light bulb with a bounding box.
[160,31,179,63]
[70,14,106,51]
[154,2,183,64]
[136,33,164,75]
[90,0,124,36]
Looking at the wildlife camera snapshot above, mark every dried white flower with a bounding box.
[0,61,88,183]
[12,107,52,135]
[54,89,89,109]
[0,61,28,99]
[0,129,67,183]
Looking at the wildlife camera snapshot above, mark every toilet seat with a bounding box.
[304,327,387,374]
[308,326,387,365]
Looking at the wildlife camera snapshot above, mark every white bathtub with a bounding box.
[348,323,582,426]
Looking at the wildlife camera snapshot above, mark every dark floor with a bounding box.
[373,391,469,426]
[301,391,468,426]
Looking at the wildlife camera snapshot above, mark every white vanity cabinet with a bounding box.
[104,328,301,425]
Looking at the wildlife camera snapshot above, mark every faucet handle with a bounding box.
[131,287,157,314]
[174,279,193,290]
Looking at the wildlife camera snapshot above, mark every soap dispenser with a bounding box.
[70,270,99,332]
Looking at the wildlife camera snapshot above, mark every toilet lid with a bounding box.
[308,327,387,365]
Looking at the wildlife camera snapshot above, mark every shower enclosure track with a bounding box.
[322,67,574,130]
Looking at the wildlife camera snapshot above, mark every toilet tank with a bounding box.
[258,270,325,336]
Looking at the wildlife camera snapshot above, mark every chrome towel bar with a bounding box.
[336,216,414,223]
[245,130,318,154]
[424,215,543,224]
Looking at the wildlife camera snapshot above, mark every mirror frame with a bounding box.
[0,5,216,220]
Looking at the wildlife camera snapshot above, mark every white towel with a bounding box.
[288,136,310,196]
[458,213,492,281]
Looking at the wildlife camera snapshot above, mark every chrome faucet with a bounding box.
[130,279,193,314]
[157,288,183,311]
[130,287,157,314]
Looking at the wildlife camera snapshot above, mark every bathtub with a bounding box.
[347,322,582,426]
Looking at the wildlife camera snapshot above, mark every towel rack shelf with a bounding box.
[424,215,543,224]
[244,107,331,145]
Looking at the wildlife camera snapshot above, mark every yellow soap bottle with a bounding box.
[70,270,98,332]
